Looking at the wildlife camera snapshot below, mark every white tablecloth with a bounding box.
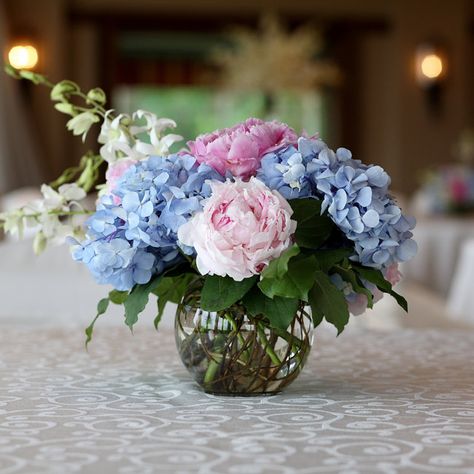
[403,216,474,296]
[1,325,473,473]
[447,239,474,323]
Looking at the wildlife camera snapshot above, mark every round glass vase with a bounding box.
[175,285,314,396]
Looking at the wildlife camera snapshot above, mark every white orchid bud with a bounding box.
[58,183,87,202]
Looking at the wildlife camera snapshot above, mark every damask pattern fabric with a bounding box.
[0,326,473,473]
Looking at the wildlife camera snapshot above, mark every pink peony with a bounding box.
[177,178,296,281]
[187,118,298,179]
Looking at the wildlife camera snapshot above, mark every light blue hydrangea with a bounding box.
[71,153,223,290]
[256,145,316,199]
[71,238,156,290]
[257,137,417,269]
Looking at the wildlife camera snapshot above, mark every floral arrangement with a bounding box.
[413,129,474,217]
[413,165,474,216]
[0,67,417,347]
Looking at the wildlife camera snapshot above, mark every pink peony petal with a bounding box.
[177,177,296,280]
[187,118,297,179]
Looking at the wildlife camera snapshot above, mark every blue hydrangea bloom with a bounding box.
[71,238,156,290]
[257,137,417,270]
[256,145,316,199]
[71,153,224,290]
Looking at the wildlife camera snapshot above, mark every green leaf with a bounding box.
[313,248,353,272]
[201,275,257,312]
[309,271,350,335]
[261,244,300,280]
[258,255,318,301]
[309,298,324,329]
[334,265,374,309]
[120,262,197,331]
[353,266,408,312]
[243,287,300,330]
[124,276,162,330]
[109,290,129,305]
[152,274,196,329]
[289,198,334,249]
[85,297,109,347]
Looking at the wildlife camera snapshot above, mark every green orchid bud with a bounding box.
[4,64,20,78]
[33,231,47,255]
[54,103,77,116]
[86,87,107,106]
[119,115,132,127]
[18,70,48,85]
[50,80,80,102]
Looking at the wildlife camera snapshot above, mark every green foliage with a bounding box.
[49,153,103,192]
[85,298,110,348]
[124,276,162,330]
[243,287,300,330]
[312,248,352,272]
[201,275,257,312]
[353,266,408,312]
[334,265,374,309]
[109,290,129,305]
[152,274,196,329]
[259,255,318,301]
[309,271,350,335]
[289,198,335,249]
[261,244,300,280]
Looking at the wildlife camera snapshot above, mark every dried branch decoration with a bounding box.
[212,14,341,92]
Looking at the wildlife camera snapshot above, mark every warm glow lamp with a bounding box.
[415,43,446,86]
[420,54,443,79]
[415,42,447,114]
[7,44,39,70]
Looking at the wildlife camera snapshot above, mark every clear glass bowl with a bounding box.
[175,286,314,395]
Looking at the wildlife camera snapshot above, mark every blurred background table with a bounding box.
[1,325,473,474]
[403,216,474,297]
[447,238,474,324]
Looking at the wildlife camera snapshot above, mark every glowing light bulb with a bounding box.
[8,45,39,70]
[420,54,443,79]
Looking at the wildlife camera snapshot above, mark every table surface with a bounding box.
[1,325,474,474]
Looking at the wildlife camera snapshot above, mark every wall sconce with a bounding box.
[6,31,40,71]
[7,43,39,70]
[415,42,447,114]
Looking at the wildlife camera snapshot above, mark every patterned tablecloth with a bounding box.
[0,325,473,474]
